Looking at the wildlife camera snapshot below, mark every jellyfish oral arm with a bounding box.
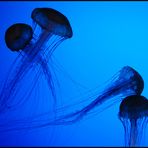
[39,57,57,111]
[47,81,138,125]
[0,57,32,112]
[129,119,138,146]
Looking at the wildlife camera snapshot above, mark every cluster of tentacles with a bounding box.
[0,7,148,147]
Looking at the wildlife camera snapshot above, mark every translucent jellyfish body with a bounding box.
[119,95,148,147]
[0,7,73,114]
[48,66,144,125]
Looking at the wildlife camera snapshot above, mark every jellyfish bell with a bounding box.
[5,23,33,52]
[114,66,144,96]
[118,66,144,95]
[118,95,148,147]
[5,23,40,63]
[119,95,148,119]
[30,8,73,60]
[31,8,73,38]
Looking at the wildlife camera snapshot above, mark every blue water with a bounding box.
[0,1,148,146]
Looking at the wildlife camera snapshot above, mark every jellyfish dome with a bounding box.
[31,8,73,38]
[117,66,144,96]
[119,95,148,119]
[119,95,148,147]
[5,23,33,51]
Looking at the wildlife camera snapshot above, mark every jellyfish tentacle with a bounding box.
[45,37,65,59]
[0,53,22,100]
[10,64,43,111]
[129,119,138,146]
[23,31,52,62]
[0,57,33,112]
[39,57,57,111]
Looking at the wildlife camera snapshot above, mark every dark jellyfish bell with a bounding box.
[5,23,33,52]
[31,8,73,38]
[119,95,148,119]
[119,66,144,95]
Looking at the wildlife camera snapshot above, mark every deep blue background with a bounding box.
[0,2,148,146]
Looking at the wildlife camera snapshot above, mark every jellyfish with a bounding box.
[45,66,144,125]
[0,66,144,132]
[0,7,73,114]
[118,95,148,147]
